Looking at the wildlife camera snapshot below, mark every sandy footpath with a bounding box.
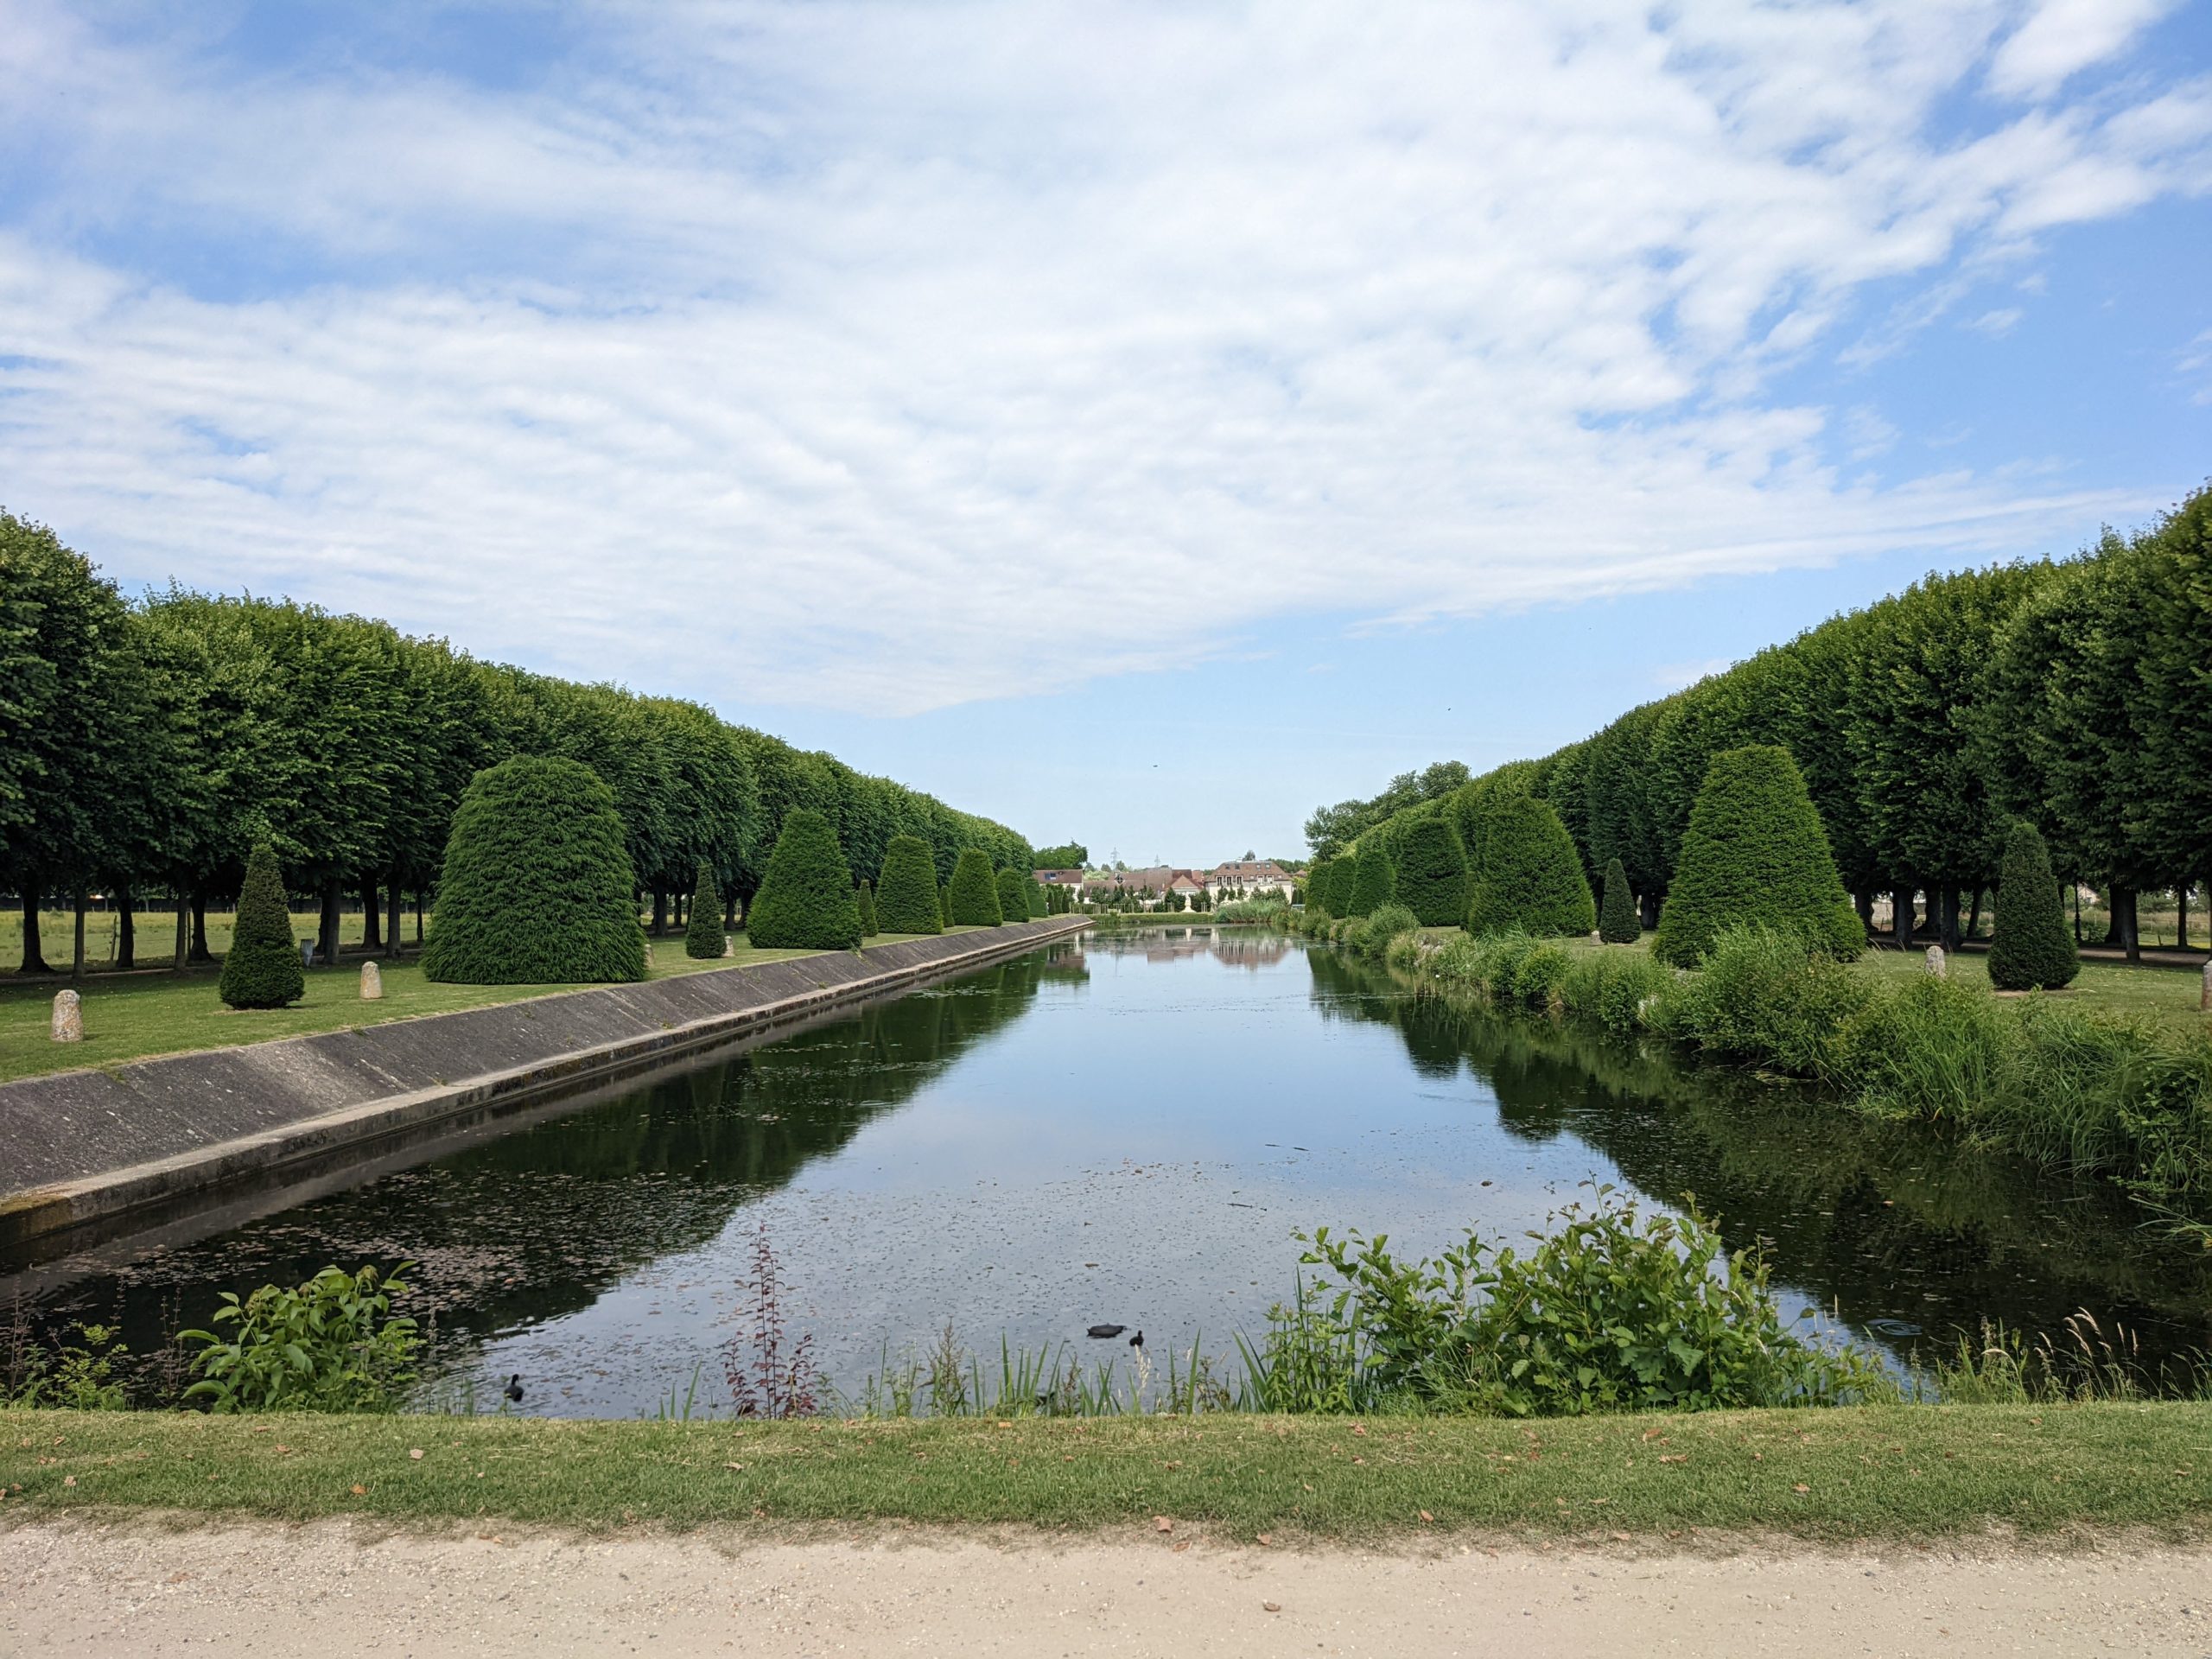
[3,1519,2209,1657]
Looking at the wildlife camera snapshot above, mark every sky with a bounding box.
[2,1,2208,866]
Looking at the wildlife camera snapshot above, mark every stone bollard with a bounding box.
[1924,944,1947,979]
[360,960,384,1001]
[51,988,83,1043]
[300,939,315,969]
[722,937,735,958]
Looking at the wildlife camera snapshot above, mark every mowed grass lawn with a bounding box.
[4,1402,2209,1542]
[0,926,976,1086]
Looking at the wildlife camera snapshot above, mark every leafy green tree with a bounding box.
[1467,797,1596,937]
[1598,856,1639,943]
[1987,822,2079,990]
[218,840,306,1007]
[1393,816,1469,926]
[1653,746,1860,967]
[1347,839,1395,918]
[949,849,1003,925]
[995,868,1028,925]
[424,757,646,982]
[745,808,862,950]
[856,878,880,938]
[1033,843,1088,868]
[684,861,726,959]
[875,835,944,934]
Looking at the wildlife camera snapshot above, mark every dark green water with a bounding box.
[12,930,2209,1413]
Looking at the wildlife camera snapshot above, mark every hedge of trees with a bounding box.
[0,512,1033,971]
[1314,486,2212,961]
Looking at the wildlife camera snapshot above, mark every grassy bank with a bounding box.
[4,1403,2206,1541]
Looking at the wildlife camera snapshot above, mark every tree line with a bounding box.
[0,511,1033,973]
[1312,485,2211,960]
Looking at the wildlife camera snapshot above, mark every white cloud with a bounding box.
[1967,307,2026,336]
[1987,0,2179,101]
[0,3,2202,714]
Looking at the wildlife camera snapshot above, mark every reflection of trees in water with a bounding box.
[1085,927,1287,969]
[1309,950,2212,1365]
[33,951,1065,1393]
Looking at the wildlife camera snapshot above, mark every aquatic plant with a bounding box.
[722,1221,822,1419]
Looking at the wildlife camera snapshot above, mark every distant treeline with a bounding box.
[0,512,1033,968]
[1309,484,2211,954]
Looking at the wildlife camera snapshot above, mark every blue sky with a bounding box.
[3,1,2208,862]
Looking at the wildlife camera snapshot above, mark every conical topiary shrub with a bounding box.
[856,879,879,938]
[1988,821,2079,990]
[1599,856,1640,944]
[1467,796,1596,937]
[995,868,1028,925]
[219,840,305,1008]
[424,756,647,983]
[1393,816,1469,926]
[745,809,862,950]
[1325,858,1357,918]
[1347,840,1395,918]
[684,862,726,959]
[1024,875,1046,919]
[1303,856,1336,918]
[875,836,943,934]
[948,849,1002,925]
[1654,745,1862,968]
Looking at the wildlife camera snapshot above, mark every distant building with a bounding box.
[1205,860,1294,900]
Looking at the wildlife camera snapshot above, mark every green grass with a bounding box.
[3,1403,2207,1541]
[0,931,959,1086]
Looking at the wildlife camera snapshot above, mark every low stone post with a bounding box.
[360,960,384,1001]
[1924,944,1947,979]
[722,937,734,958]
[52,989,83,1043]
[299,939,315,970]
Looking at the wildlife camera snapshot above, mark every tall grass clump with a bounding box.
[1654,924,1871,1079]
[1352,901,1418,962]
[1558,946,1676,1037]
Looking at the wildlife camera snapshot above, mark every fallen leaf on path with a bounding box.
[1262,1602,1281,1613]
[1154,1516,1173,1533]
[1255,1534,1274,1547]
[1419,1510,1433,1523]
[61,1476,75,1488]
[350,1484,366,1496]
[1173,1541,1190,1553]
[409,1448,424,1460]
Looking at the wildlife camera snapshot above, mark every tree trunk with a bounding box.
[2179,885,2191,952]
[18,884,51,974]
[1936,886,1961,951]
[118,884,136,969]
[1638,890,1659,931]
[73,889,87,982]
[386,881,404,958]
[362,878,382,951]
[1854,890,1874,936]
[1892,887,1913,950]
[319,879,343,966]
[191,891,212,963]
[174,896,189,973]
[415,892,424,945]
[652,889,668,934]
[1965,887,1983,942]
[2072,880,2082,943]
[2108,886,2139,964]
[724,890,737,929]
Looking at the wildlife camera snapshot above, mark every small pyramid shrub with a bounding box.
[424,756,646,983]
[1394,816,1469,926]
[219,840,306,1008]
[875,836,943,934]
[856,879,879,938]
[1347,840,1395,918]
[1599,856,1640,944]
[949,849,1002,925]
[1987,821,2079,990]
[995,868,1028,925]
[1468,797,1596,938]
[745,808,862,950]
[684,862,726,958]
[1653,745,1861,968]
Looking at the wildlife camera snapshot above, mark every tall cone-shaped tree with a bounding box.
[1654,745,1861,967]
[424,756,646,983]
[874,836,943,934]
[949,849,1002,925]
[1987,821,2079,990]
[684,861,726,958]
[856,879,879,938]
[995,868,1028,925]
[1347,840,1395,918]
[1325,858,1357,918]
[746,809,862,949]
[219,840,305,1008]
[1393,816,1469,926]
[1303,856,1336,918]
[1599,856,1640,943]
[1467,797,1596,936]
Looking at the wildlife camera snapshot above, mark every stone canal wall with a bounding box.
[0,917,1089,1253]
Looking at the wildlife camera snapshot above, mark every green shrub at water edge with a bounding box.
[181,1263,419,1414]
[1353,902,1419,962]
[1393,817,1469,927]
[948,849,1002,925]
[218,839,305,1007]
[1654,925,1872,1079]
[684,861,726,959]
[856,879,880,938]
[746,808,862,950]
[1988,821,2078,991]
[1653,745,1860,968]
[1466,796,1594,938]
[1598,856,1640,944]
[1347,839,1395,918]
[995,868,1028,925]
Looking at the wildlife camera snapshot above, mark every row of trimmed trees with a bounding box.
[0,512,1033,975]
[1309,486,2211,963]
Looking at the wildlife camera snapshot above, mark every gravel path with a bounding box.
[5,1518,2209,1656]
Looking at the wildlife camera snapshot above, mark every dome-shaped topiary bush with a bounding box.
[219,840,306,1008]
[1467,797,1596,938]
[1987,821,2079,990]
[1599,856,1640,944]
[684,861,726,959]
[745,808,862,950]
[424,756,647,984]
[875,836,943,934]
[948,849,1002,925]
[856,878,879,938]
[1653,745,1861,968]
[1393,815,1469,926]
[995,868,1028,925]
[1347,840,1395,918]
